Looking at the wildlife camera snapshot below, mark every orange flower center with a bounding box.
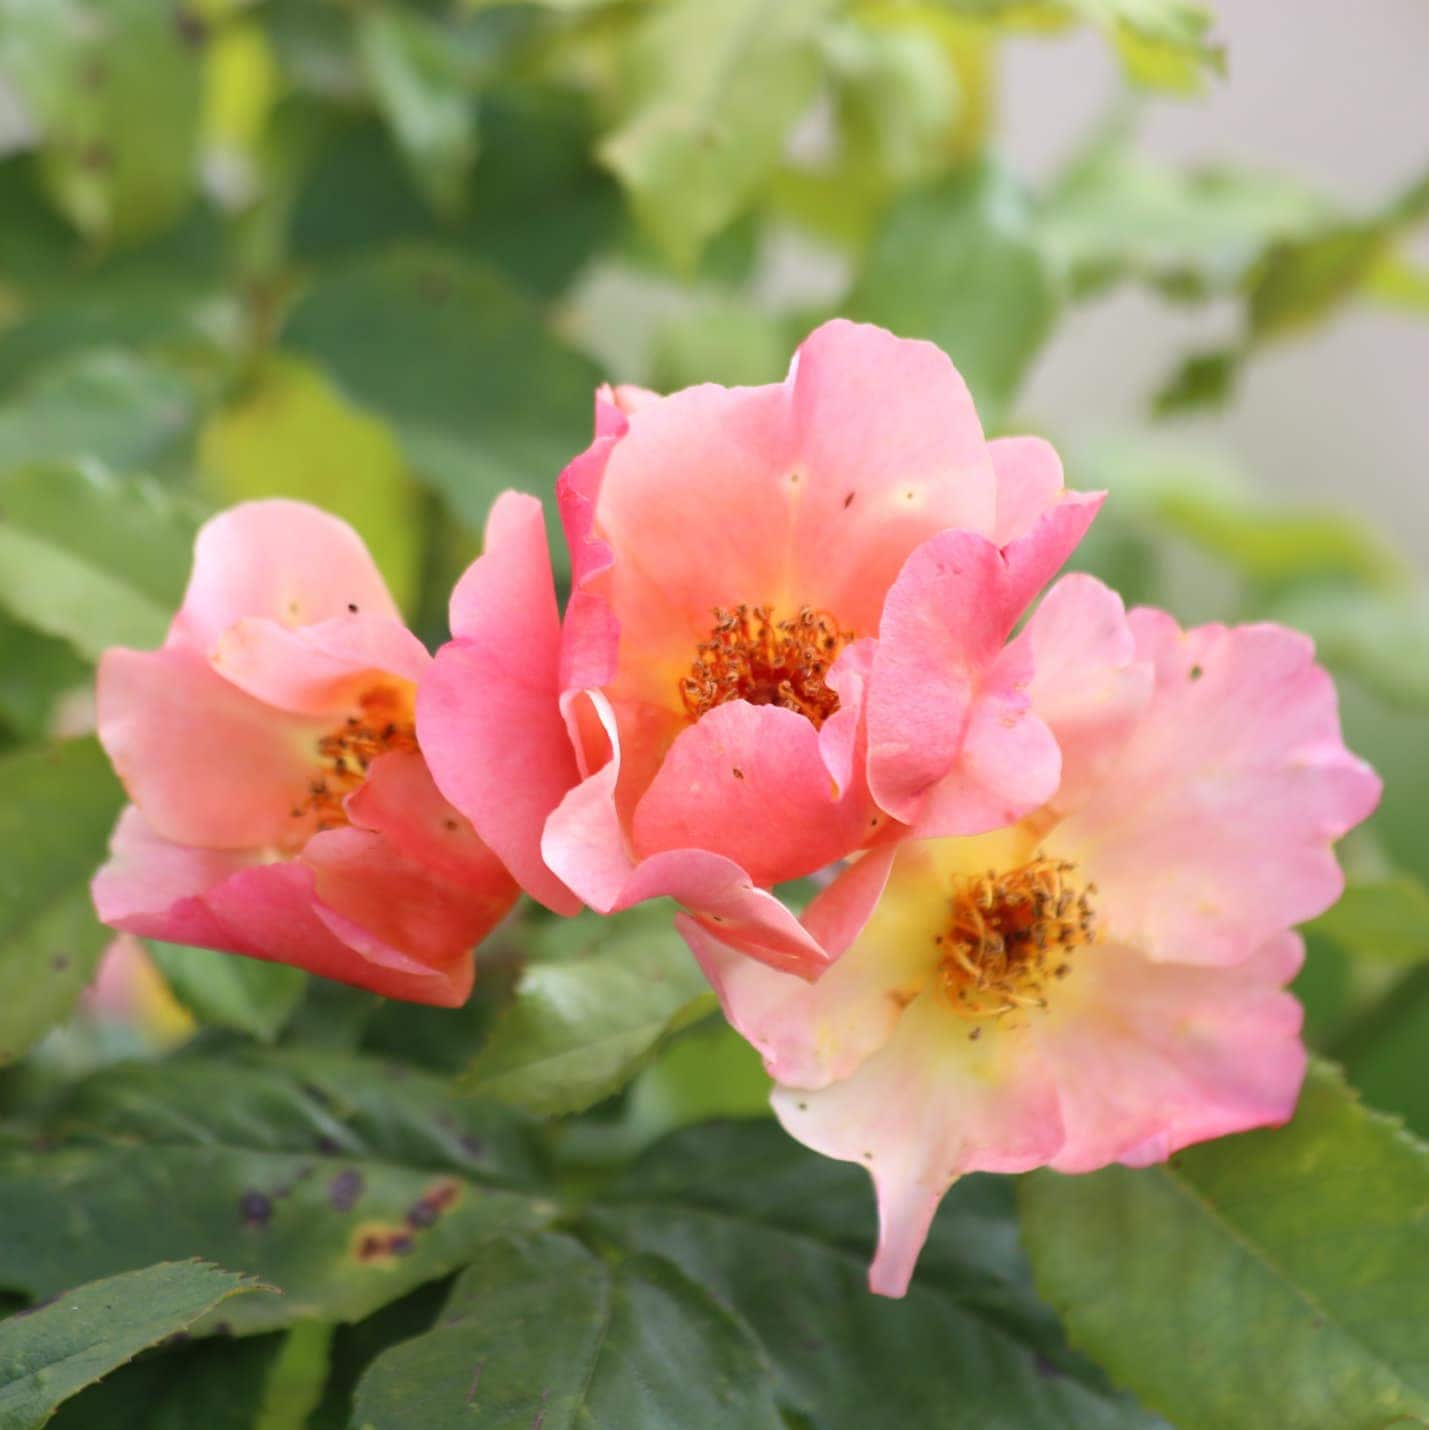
[679,604,854,729]
[936,856,1096,1034]
[293,683,418,832]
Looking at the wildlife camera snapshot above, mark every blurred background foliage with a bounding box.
[0,2,1427,1425]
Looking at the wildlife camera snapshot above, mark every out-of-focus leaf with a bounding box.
[0,616,89,743]
[356,7,477,218]
[0,463,201,658]
[1150,346,1237,415]
[0,351,198,474]
[352,1232,785,1429]
[462,908,713,1116]
[198,355,421,613]
[0,0,202,242]
[598,0,836,270]
[146,943,307,1044]
[625,1018,772,1143]
[850,158,1059,421]
[929,0,1222,91]
[1084,443,1410,594]
[0,1261,263,1429]
[648,302,790,390]
[1334,967,1429,1140]
[1274,587,1429,713]
[282,247,597,557]
[1041,146,1328,298]
[0,1051,553,1332]
[587,1121,1157,1427]
[1306,875,1429,965]
[0,738,124,1067]
[47,1326,286,1430]
[1020,1062,1429,1429]
[1365,250,1429,314]
[307,1280,450,1430]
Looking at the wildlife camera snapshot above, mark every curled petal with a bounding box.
[170,500,401,654]
[419,492,581,914]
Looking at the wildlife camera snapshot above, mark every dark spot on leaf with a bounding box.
[1035,1353,1063,1379]
[389,1233,415,1256]
[210,1321,234,1338]
[239,1190,272,1227]
[80,142,111,172]
[329,1168,364,1212]
[51,954,70,972]
[418,269,453,302]
[82,59,106,89]
[315,1134,342,1155]
[160,1331,192,1349]
[1311,1315,1325,1330]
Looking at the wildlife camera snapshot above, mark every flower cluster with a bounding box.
[92,321,1379,1296]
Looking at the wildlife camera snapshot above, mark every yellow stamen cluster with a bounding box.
[679,604,854,728]
[937,856,1096,1035]
[294,685,418,831]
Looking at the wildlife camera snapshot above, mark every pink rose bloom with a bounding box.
[683,574,1381,1296]
[419,320,1101,977]
[92,501,519,1007]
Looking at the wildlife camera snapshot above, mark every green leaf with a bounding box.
[1305,875,1429,965]
[0,351,198,475]
[0,1260,262,1429]
[351,1231,785,1429]
[1249,226,1391,340]
[1019,1061,1429,1429]
[0,1050,553,1332]
[461,908,714,1117]
[0,463,202,659]
[355,7,478,219]
[1040,146,1328,298]
[282,247,598,559]
[587,1121,1156,1427]
[850,159,1060,422]
[1334,968,1429,1140]
[598,0,836,270]
[1083,443,1410,594]
[0,616,89,743]
[146,943,307,1044]
[0,738,124,1067]
[47,1329,287,1430]
[0,0,202,243]
[625,1017,772,1143]
[197,355,422,614]
[1272,588,1429,714]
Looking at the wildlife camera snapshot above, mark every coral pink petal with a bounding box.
[302,825,512,990]
[169,500,401,653]
[582,381,796,707]
[631,702,873,889]
[344,750,516,892]
[678,844,904,1089]
[1019,574,1153,812]
[97,645,325,850]
[867,530,1062,835]
[210,615,429,717]
[543,734,829,978]
[772,990,1063,1297]
[92,808,468,1005]
[788,320,998,633]
[418,492,582,915]
[1037,933,1308,1173]
[989,435,1073,546]
[1057,615,1382,965]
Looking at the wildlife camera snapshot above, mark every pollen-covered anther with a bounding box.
[937,856,1096,1031]
[294,683,418,831]
[679,604,854,728]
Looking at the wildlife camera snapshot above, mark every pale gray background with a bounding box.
[1002,0,1429,565]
